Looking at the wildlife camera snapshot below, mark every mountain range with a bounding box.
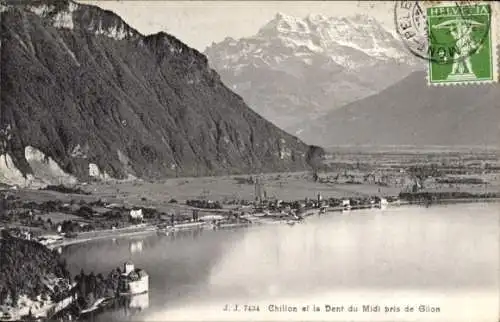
[0,0,311,185]
[294,70,500,148]
[204,12,421,130]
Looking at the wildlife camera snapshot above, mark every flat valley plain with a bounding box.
[7,148,499,214]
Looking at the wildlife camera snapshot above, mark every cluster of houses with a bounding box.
[0,227,66,246]
[155,191,402,232]
[1,188,402,250]
[0,206,148,247]
[0,227,36,241]
[251,193,398,215]
[185,199,223,209]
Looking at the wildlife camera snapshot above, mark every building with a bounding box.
[118,261,149,295]
[254,175,264,203]
[199,215,224,222]
[129,209,144,221]
[37,234,63,245]
[379,197,389,210]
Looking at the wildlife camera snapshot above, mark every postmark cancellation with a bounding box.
[395,1,499,86]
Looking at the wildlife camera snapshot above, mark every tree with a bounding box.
[192,209,199,221]
[1,229,12,239]
[53,284,60,301]
[77,274,87,299]
[0,197,6,213]
[27,308,34,321]
[88,271,97,297]
[57,258,69,279]
[62,220,74,233]
[33,282,42,301]
[85,291,95,307]
[41,291,48,302]
[10,287,18,307]
[407,165,440,190]
[0,287,7,305]
[306,145,326,182]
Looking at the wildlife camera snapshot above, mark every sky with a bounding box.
[80,1,395,52]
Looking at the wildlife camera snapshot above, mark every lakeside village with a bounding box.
[2,174,500,320]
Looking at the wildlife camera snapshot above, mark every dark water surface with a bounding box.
[62,203,500,321]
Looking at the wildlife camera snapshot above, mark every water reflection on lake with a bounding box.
[129,239,144,254]
[62,203,500,322]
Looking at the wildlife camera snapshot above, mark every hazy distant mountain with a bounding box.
[204,12,420,130]
[295,71,500,148]
[0,0,310,183]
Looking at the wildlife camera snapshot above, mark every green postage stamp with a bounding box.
[427,2,497,84]
[395,1,499,86]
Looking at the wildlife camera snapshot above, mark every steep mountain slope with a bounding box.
[296,71,500,147]
[204,13,420,130]
[0,232,72,310]
[0,0,310,184]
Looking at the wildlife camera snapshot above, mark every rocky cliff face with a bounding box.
[0,0,309,185]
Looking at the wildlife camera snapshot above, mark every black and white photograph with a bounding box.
[0,1,499,321]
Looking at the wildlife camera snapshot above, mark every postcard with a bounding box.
[0,1,498,321]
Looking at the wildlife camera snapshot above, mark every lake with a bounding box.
[62,203,499,322]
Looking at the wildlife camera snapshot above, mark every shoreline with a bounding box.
[45,197,499,250]
[47,225,158,250]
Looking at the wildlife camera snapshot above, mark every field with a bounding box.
[85,172,400,211]
[1,149,499,241]
[78,148,500,208]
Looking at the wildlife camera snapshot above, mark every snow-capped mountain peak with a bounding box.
[254,12,410,65]
[204,12,418,130]
[258,12,312,35]
[206,12,416,75]
[305,13,327,23]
